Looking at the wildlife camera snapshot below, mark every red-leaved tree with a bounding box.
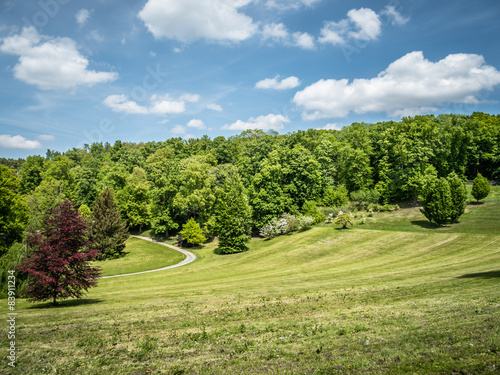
[18,200,101,305]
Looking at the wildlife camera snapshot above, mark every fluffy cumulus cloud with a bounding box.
[0,27,117,90]
[262,23,289,42]
[0,135,42,150]
[293,52,500,120]
[319,7,384,46]
[292,32,315,49]
[187,119,206,129]
[223,113,289,130]
[138,0,258,42]
[103,93,190,115]
[256,75,301,90]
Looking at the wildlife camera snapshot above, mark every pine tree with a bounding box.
[92,188,129,260]
[447,172,467,222]
[471,173,490,202]
[419,177,452,226]
[214,165,252,254]
[18,200,100,305]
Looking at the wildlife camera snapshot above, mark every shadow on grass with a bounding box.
[457,270,500,279]
[334,227,352,230]
[410,220,442,229]
[28,298,105,309]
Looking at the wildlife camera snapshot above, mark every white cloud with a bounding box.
[317,123,342,130]
[256,75,301,90]
[179,93,200,103]
[138,0,258,43]
[0,135,42,150]
[88,30,104,42]
[171,125,186,135]
[347,8,381,41]
[187,119,206,129]
[293,51,500,120]
[265,0,320,10]
[319,7,382,46]
[37,134,55,141]
[76,9,91,26]
[103,95,149,114]
[207,103,223,112]
[262,23,289,41]
[0,27,117,90]
[382,5,409,26]
[103,93,193,115]
[292,32,315,49]
[223,113,290,131]
[149,95,186,115]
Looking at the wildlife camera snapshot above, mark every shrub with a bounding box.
[323,185,349,207]
[179,218,206,247]
[302,200,326,224]
[334,212,354,229]
[419,177,452,226]
[350,189,380,209]
[297,215,314,230]
[471,173,490,202]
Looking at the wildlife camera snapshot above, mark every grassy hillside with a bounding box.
[93,236,186,277]
[1,188,499,374]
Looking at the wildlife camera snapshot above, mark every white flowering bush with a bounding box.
[259,213,315,238]
[297,215,314,230]
[325,213,334,224]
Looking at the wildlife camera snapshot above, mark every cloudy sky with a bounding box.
[1,0,499,158]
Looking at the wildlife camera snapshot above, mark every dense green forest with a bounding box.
[1,112,499,256]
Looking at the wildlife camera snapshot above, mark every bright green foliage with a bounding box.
[214,165,252,254]
[92,188,129,260]
[18,155,45,194]
[180,218,206,247]
[78,204,92,220]
[349,189,380,209]
[42,155,75,199]
[301,200,326,224]
[116,167,151,231]
[146,147,179,237]
[0,242,28,297]
[471,173,491,202]
[249,150,291,229]
[173,155,217,231]
[0,165,28,256]
[334,212,354,229]
[447,172,468,222]
[419,177,452,226]
[323,184,349,207]
[25,179,67,230]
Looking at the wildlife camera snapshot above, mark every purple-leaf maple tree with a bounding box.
[18,200,101,305]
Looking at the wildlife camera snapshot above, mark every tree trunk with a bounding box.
[53,294,57,305]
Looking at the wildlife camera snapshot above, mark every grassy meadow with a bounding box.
[1,188,499,374]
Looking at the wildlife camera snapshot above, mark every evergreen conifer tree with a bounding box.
[92,188,129,260]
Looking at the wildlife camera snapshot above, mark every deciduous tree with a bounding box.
[18,200,100,305]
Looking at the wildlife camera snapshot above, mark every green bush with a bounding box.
[323,185,349,207]
[302,200,326,224]
[350,189,380,209]
[334,212,354,229]
[471,173,490,202]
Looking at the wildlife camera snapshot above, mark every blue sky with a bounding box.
[1,0,499,158]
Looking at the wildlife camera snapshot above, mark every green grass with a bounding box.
[92,237,186,277]
[1,188,499,374]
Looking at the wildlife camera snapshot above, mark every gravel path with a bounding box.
[101,235,196,279]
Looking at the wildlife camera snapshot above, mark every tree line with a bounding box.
[2,112,499,250]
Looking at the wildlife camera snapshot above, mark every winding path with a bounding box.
[101,235,196,279]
